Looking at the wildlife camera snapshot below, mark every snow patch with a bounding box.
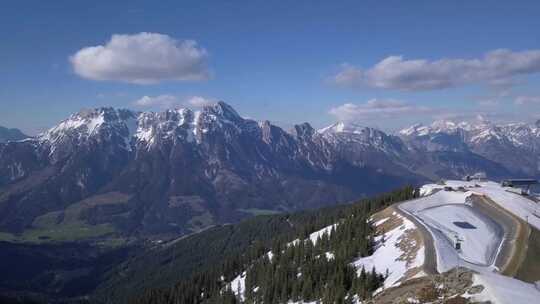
[425,180,540,231]
[469,272,540,304]
[419,204,501,266]
[230,271,246,301]
[352,213,424,288]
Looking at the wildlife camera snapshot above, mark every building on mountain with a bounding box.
[463,172,487,182]
[501,179,538,196]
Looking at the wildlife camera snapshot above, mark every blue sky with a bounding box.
[2,1,540,134]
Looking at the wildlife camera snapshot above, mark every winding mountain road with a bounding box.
[473,195,530,276]
[391,205,438,275]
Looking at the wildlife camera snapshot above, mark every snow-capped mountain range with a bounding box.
[399,118,540,176]
[400,119,540,148]
[0,101,538,239]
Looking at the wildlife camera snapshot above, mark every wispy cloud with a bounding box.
[133,95,217,109]
[329,99,435,122]
[71,32,210,84]
[133,95,180,108]
[186,96,216,107]
[331,49,540,91]
[514,95,540,105]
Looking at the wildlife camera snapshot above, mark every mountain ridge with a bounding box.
[398,118,540,176]
[0,126,29,143]
[0,102,537,241]
[0,102,420,240]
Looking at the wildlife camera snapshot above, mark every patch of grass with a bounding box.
[32,210,63,228]
[417,283,440,303]
[1,217,118,244]
[187,211,215,232]
[237,208,283,216]
[94,237,131,248]
[59,191,130,223]
[0,231,16,242]
[444,297,469,304]
[20,222,116,242]
[3,192,132,243]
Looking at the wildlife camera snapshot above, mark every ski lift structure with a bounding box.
[501,179,538,196]
[453,234,464,252]
[463,172,487,182]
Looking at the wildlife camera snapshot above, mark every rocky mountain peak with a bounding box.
[399,123,428,137]
[318,122,368,135]
[201,101,241,122]
[39,107,137,143]
[291,122,315,139]
[399,119,495,139]
[429,119,477,133]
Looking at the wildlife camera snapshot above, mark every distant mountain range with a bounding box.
[0,102,538,240]
[399,119,540,178]
[0,126,28,143]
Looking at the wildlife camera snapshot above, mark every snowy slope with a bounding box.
[419,205,501,265]
[400,188,505,272]
[288,223,338,246]
[231,212,426,300]
[469,272,540,304]
[230,180,540,302]
[352,211,425,288]
[394,180,540,304]
[424,180,540,231]
[230,271,247,301]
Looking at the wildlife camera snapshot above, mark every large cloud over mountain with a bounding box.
[71,32,210,84]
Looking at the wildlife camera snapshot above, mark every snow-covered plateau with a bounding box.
[403,180,540,303]
[229,179,540,303]
[400,188,503,271]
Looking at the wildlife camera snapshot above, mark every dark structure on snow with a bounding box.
[501,179,538,195]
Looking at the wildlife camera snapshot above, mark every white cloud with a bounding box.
[431,111,526,125]
[187,96,216,107]
[332,49,540,91]
[329,99,434,122]
[134,95,180,108]
[514,95,540,105]
[70,32,210,84]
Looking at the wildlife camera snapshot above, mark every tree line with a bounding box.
[130,186,418,304]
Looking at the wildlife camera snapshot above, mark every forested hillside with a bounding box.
[121,186,418,304]
[94,202,359,302]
